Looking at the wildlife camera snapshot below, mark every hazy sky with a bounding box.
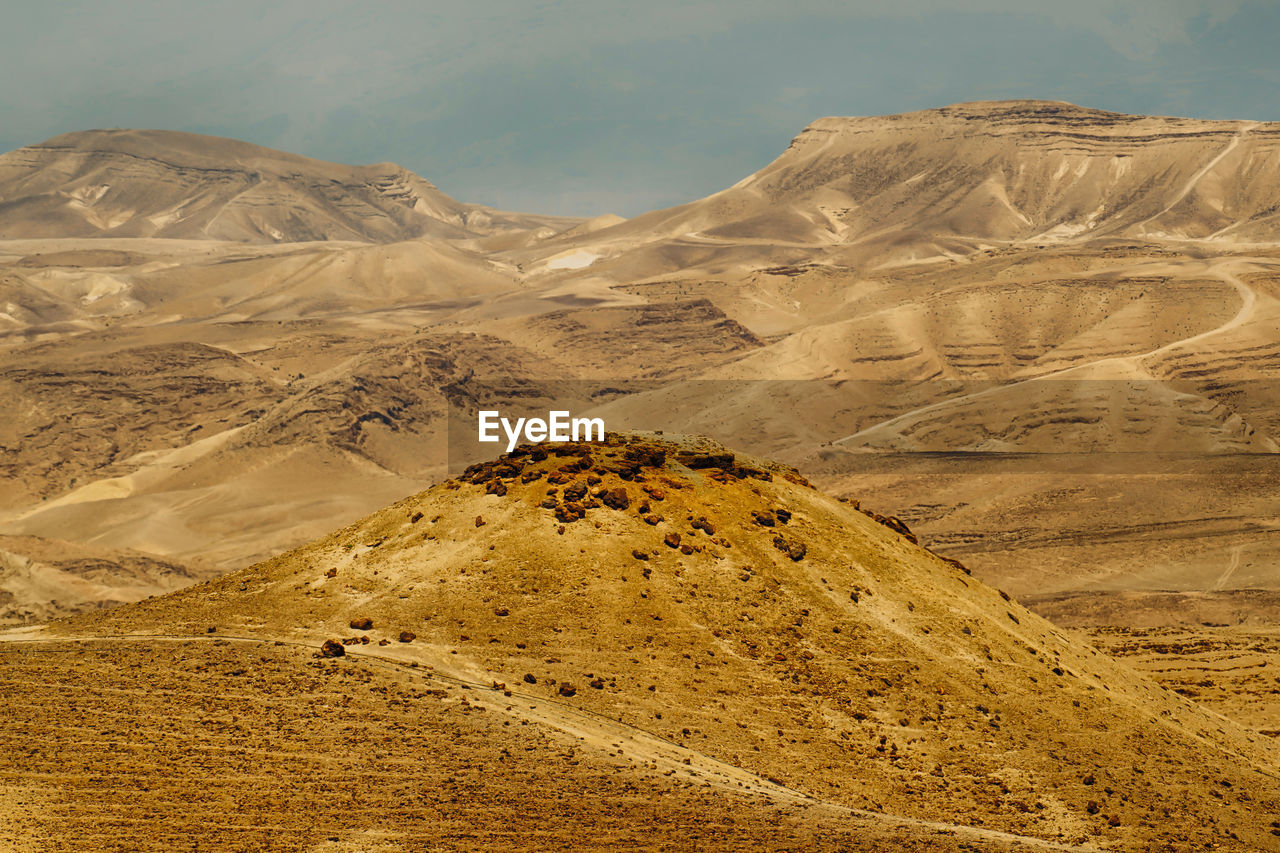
[1,1,1276,216]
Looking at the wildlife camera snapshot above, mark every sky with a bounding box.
[1,1,1277,217]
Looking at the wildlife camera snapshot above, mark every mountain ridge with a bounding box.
[0,128,582,244]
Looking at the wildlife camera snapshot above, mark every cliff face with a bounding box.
[0,129,579,243]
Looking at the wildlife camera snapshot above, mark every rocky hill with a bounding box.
[59,434,1280,851]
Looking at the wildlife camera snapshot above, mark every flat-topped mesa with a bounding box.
[656,100,1280,247]
[795,99,1259,143]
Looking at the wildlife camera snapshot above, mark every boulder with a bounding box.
[601,487,630,510]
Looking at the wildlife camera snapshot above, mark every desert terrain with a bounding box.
[1,100,1279,849]
[5,435,1279,850]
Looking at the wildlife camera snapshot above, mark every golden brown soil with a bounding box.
[3,638,1070,852]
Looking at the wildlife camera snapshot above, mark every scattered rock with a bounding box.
[555,502,585,523]
[676,450,734,470]
[349,617,373,631]
[378,638,390,646]
[485,479,508,496]
[752,510,776,527]
[775,508,792,524]
[475,515,486,527]
[625,446,667,468]
[611,460,642,480]
[494,607,509,617]
[320,639,345,657]
[558,682,577,697]
[772,535,806,561]
[601,487,630,510]
[563,481,588,502]
[632,549,649,561]
[643,514,662,526]
[938,555,971,575]
[398,631,416,643]
[664,532,682,549]
[691,516,715,535]
[880,515,916,543]
[324,568,338,579]
[523,673,537,684]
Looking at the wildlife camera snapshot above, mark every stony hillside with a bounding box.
[65,434,1280,851]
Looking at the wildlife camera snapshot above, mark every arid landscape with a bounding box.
[3,100,1280,850]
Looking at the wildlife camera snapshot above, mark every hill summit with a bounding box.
[69,433,1280,850]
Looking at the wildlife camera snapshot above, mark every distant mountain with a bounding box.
[516,100,1280,275]
[0,129,580,243]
